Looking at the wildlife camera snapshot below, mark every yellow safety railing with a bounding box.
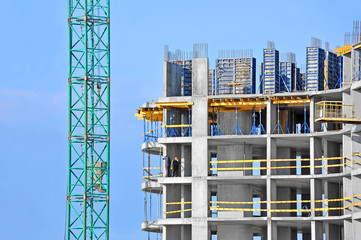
[209,154,360,172]
[210,194,361,214]
[163,194,361,215]
[165,201,192,215]
[315,101,360,123]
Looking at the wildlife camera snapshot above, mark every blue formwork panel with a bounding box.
[325,51,342,89]
[262,48,279,94]
[181,60,192,96]
[279,62,295,92]
[306,47,325,91]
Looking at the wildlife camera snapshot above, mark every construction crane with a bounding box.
[66,0,110,239]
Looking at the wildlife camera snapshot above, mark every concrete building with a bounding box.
[136,42,361,240]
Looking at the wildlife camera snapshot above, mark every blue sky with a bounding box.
[0,0,360,239]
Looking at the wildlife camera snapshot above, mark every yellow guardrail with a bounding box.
[165,202,192,215]
[165,194,361,215]
[210,154,359,171]
[209,194,361,213]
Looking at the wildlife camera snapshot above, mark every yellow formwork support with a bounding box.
[334,44,352,57]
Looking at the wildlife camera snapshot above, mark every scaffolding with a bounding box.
[142,146,163,239]
[315,101,361,124]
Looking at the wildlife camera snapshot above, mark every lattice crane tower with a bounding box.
[66,0,110,239]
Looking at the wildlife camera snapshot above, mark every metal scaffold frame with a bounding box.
[67,1,110,239]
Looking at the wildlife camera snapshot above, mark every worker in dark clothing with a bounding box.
[171,157,180,177]
[164,154,171,177]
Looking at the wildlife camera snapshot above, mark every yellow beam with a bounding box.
[334,44,352,57]
[156,102,193,108]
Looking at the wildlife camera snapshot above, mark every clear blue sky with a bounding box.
[0,0,359,239]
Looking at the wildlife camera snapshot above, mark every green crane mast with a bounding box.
[67,0,110,239]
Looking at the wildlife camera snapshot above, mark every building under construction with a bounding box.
[136,22,361,240]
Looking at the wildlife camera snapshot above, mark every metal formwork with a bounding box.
[208,69,216,95]
[67,0,110,239]
[216,57,256,95]
[324,51,342,89]
[306,47,325,91]
[294,67,303,91]
[262,48,279,94]
[279,62,295,92]
[181,60,192,96]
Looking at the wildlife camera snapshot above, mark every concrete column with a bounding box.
[310,97,315,133]
[310,137,322,175]
[343,134,352,172]
[344,219,353,240]
[191,58,209,240]
[267,179,277,240]
[311,221,323,240]
[343,91,352,132]
[310,179,322,217]
[351,48,360,83]
[343,53,352,84]
[267,137,277,176]
[266,136,277,239]
[267,100,276,134]
[192,58,208,97]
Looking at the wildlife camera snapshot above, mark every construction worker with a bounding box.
[171,156,180,177]
[164,154,171,177]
